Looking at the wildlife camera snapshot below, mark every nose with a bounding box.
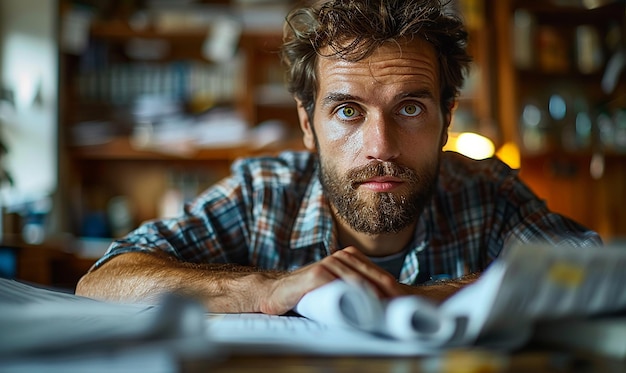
[362,114,400,162]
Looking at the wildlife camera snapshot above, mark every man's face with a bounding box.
[297,38,449,235]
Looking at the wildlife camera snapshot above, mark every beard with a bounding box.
[318,157,438,235]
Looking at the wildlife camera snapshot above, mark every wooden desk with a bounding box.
[182,349,626,373]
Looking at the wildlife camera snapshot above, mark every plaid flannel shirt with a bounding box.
[94,151,601,284]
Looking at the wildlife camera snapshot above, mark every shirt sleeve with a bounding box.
[490,168,603,256]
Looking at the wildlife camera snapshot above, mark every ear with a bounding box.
[441,113,450,147]
[296,99,316,150]
[441,101,453,148]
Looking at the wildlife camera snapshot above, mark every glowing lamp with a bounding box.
[444,132,495,160]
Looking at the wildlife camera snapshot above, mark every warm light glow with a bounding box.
[444,132,495,160]
[495,141,521,169]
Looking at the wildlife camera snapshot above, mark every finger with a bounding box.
[318,253,394,298]
[331,247,402,297]
[262,263,338,314]
[318,254,370,283]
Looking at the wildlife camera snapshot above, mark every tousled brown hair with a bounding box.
[281,0,471,118]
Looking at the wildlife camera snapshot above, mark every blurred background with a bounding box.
[0,0,624,290]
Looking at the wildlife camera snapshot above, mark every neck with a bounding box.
[333,211,416,257]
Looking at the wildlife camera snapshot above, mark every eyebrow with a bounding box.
[320,93,358,109]
[320,89,435,109]
[396,89,435,101]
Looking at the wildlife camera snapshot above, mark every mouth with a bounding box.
[354,176,404,192]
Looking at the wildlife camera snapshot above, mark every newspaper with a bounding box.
[292,243,626,350]
[3,242,625,362]
[294,280,456,343]
[446,243,626,346]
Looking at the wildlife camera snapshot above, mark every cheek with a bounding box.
[322,121,363,155]
[398,127,444,163]
[410,119,446,146]
[338,133,363,156]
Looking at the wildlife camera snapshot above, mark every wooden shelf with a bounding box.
[91,20,207,40]
[1,234,93,291]
[91,20,284,42]
[70,136,305,162]
[520,148,626,159]
[56,0,303,237]
[500,0,626,241]
[516,69,606,80]
[512,0,624,17]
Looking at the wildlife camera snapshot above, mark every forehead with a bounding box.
[316,38,440,97]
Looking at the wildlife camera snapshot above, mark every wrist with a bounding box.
[243,271,284,314]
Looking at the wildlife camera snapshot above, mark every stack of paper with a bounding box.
[0,279,215,372]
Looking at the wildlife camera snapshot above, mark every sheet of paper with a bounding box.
[384,295,456,343]
[293,279,384,331]
[4,242,625,361]
[206,313,439,356]
[2,345,178,373]
[0,279,215,368]
[442,244,626,348]
[294,279,457,345]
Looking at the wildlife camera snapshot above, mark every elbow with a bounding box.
[74,271,96,297]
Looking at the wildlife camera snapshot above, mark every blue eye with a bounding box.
[399,104,422,117]
[337,105,361,120]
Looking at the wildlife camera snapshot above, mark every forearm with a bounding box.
[75,252,283,312]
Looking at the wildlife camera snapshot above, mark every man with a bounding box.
[76,0,601,313]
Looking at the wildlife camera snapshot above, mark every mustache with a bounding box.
[347,161,417,186]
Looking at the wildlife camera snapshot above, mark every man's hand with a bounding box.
[256,247,481,314]
[258,246,409,315]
